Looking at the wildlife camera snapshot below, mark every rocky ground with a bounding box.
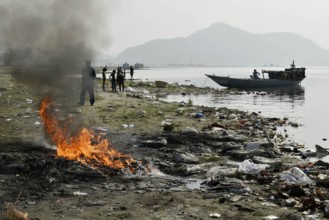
[1,68,329,220]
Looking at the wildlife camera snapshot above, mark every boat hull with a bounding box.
[205,74,302,89]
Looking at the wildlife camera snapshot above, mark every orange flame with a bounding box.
[39,96,135,171]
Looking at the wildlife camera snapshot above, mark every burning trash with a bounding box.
[39,96,136,172]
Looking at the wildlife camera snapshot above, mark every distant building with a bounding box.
[134,63,144,69]
[122,62,129,70]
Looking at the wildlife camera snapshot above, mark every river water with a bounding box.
[132,66,329,150]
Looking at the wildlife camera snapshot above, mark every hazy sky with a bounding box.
[106,0,329,55]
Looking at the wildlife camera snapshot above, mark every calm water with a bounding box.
[133,66,329,149]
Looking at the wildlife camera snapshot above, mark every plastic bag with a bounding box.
[238,159,270,175]
[279,167,314,185]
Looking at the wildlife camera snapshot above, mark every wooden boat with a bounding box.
[206,61,306,89]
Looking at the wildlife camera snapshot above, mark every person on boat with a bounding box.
[252,69,260,79]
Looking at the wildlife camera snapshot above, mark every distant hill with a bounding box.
[112,23,329,66]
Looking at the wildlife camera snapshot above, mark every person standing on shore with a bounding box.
[78,60,96,106]
[110,70,117,92]
[117,72,125,92]
[102,65,107,91]
[130,65,134,79]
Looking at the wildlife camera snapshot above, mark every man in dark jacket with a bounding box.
[102,65,107,91]
[78,60,96,106]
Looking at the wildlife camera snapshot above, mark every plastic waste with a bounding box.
[122,124,134,128]
[161,119,173,126]
[143,89,150,95]
[262,215,279,220]
[279,167,314,185]
[195,113,204,118]
[73,191,88,196]
[125,87,137,93]
[209,213,221,218]
[238,159,270,175]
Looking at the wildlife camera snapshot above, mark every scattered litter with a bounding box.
[125,87,137,93]
[5,118,12,122]
[73,191,88,196]
[26,98,33,104]
[64,184,79,189]
[26,201,36,205]
[34,121,41,125]
[176,108,185,114]
[279,167,314,185]
[195,113,204,118]
[137,110,146,117]
[262,215,279,220]
[93,127,109,132]
[161,119,173,126]
[209,213,221,218]
[261,202,278,207]
[179,101,186,107]
[181,127,198,134]
[302,209,312,215]
[315,144,329,157]
[152,101,161,105]
[229,195,242,202]
[122,124,135,129]
[25,108,32,114]
[238,159,269,175]
[143,89,150,95]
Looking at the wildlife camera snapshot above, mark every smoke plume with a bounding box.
[0,0,111,95]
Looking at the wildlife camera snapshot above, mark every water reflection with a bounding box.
[222,85,305,103]
[163,86,305,118]
[237,86,305,99]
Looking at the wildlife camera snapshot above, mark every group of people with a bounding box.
[78,60,135,106]
[106,65,134,92]
[108,66,123,92]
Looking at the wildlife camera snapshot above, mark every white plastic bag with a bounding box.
[279,167,314,185]
[238,159,270,175]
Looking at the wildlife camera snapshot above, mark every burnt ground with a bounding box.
[0,134,303,220]
[1,69,329,219]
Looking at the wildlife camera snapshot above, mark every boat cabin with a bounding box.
[262,61,306,81]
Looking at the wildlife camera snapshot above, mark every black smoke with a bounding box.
[0,0,112,138]
[0,0,111,92]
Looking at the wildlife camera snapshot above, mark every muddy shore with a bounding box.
[1,69,329,220]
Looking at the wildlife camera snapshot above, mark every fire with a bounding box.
[39,96,135,171]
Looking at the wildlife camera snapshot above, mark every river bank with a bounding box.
[1,71,329,219]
